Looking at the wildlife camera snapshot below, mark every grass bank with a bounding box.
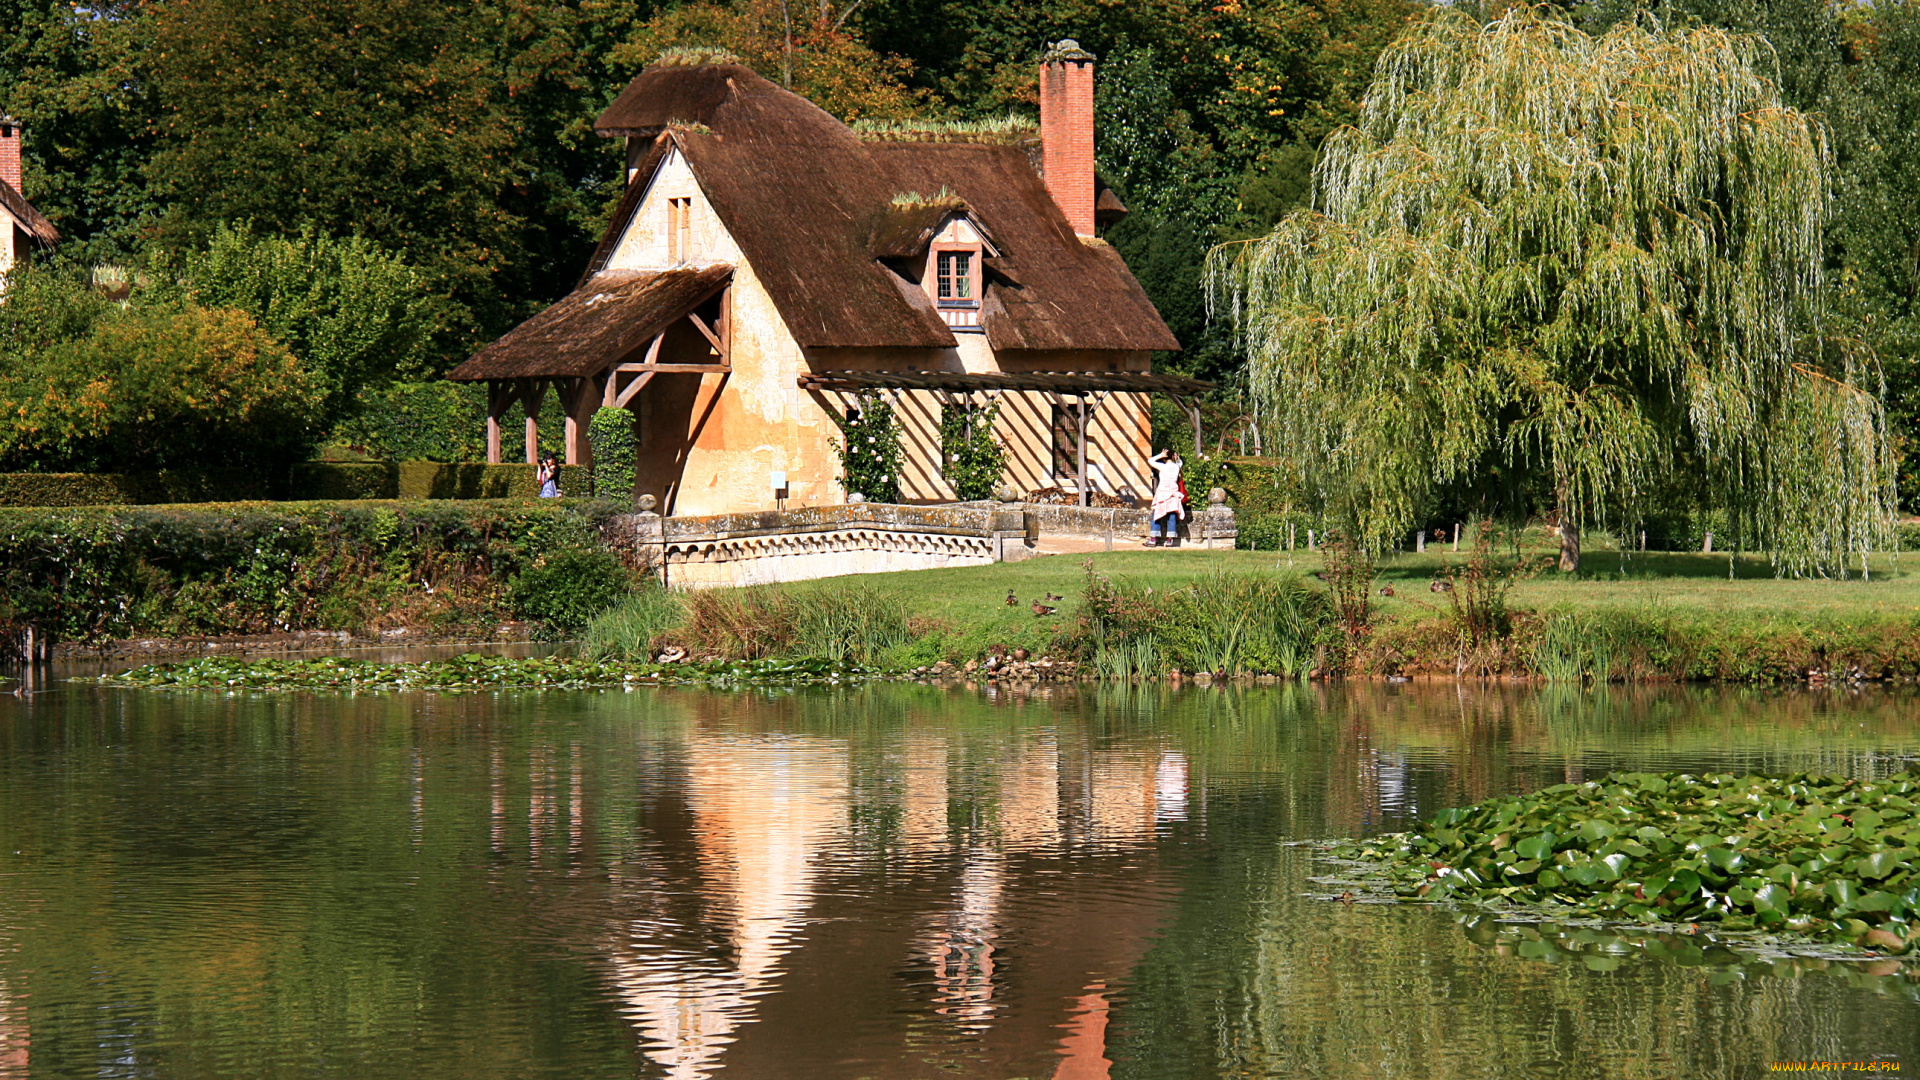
[581,539,1920,684]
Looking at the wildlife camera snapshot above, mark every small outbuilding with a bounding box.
[449,42,1199,515]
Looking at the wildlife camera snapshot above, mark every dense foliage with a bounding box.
[1210,9,1895,575]
[587,406,637,501]
[1328,770,1920,956]
[0,268,323,472]
[938,398,1006,501]
[0,500,624,642]
[832,395,903,503]
[329,382,491,462]
[178,224,437,417]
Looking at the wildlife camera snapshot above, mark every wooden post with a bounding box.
[1075,397,1089,508]
[523,380,546,465]
[564,377,596,467]
[485,382,505,464]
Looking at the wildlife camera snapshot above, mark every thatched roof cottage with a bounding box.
[0,118,59,289]
[450,42,1201,514]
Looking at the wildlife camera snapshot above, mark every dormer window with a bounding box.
[936,250,974,305]
[927,225,987,330]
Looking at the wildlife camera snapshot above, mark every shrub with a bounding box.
[0,500,623,644]
[0,470,269,507]
[589,407,637,502]
[509,547,633,633]
[0,300,324,473]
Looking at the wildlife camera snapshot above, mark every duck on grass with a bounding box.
[1318,770,1920,962]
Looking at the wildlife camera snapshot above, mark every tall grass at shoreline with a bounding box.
[572,549,1920,684]
[584,579,911,666]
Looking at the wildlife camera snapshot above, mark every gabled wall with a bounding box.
[607,145,850,516]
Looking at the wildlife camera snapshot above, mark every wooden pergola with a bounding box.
[448,265,734,467]
[796,370,1215,507]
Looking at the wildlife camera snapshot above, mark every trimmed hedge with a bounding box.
[287,461,590,501]
[0,499,632,646]
[0,463,595,507]
[0,470,270,508]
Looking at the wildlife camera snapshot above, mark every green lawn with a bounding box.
[788,545,1920,629]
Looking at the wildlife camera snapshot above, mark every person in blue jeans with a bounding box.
[536,455,562,498]
[1146,448,1185,546]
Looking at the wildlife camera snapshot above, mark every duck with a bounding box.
[1045,592,1064,602]
[1005,589,1019,606]
[1377,584,1396,597]
[1430,579,1454,593]
[1031,600,1057,617]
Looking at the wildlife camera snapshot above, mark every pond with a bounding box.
[0,677,1915,1079]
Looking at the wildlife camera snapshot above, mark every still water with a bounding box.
[0,678,1916,1079]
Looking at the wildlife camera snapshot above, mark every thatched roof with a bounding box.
[585,62,1177,354]
[0,178,59,248]
[447,265,731,381]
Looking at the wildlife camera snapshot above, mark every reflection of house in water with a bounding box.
[596,725,1187,1079]
[0,974,25,1077]
[603,735,848,1079]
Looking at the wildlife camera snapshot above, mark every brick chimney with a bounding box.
[0,117,20,195]
[1039,40,1096,237]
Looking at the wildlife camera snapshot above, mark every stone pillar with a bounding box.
[1194,488,1238,550]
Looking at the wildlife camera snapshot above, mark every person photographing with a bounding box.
[1146,448,1186,546]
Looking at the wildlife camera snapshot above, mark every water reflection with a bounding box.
[0,680,1914,1079]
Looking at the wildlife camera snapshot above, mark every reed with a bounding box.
[581,583,687,661]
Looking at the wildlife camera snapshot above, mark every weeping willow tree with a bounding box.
[1207,7,1896,574]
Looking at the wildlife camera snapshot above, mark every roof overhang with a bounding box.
[796,371,1212,396]
[448,264,732,382]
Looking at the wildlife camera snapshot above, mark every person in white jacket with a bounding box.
[1146,449,1185,546]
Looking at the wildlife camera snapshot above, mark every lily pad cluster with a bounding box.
[97,653,883,692]
[1328,770,1920,955]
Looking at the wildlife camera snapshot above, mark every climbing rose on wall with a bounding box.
[831,394,902,503]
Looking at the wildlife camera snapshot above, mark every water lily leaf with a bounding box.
[1599,853,1630,881]
[1582,954,1623,972]
[1751,882,1788,915]
[1704,847,1743,873]
[1578,820,1616,843]
[1857,849,1902,881]
[1826,879,1860,908]
[1515,833,1556,861]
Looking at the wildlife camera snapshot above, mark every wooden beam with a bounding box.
[613,362,730,373]
[614,370,656,409]
[686,311,725,358]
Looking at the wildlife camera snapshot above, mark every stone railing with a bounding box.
[1013,489,1237,550]
[618,493,1235,589]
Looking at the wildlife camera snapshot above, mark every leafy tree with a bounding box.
[1208,9,1896,575]
[0,268,323,472]
[610,0,924,121]
[177,224,436,421]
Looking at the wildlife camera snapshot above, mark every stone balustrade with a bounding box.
[619,494,1235,589]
